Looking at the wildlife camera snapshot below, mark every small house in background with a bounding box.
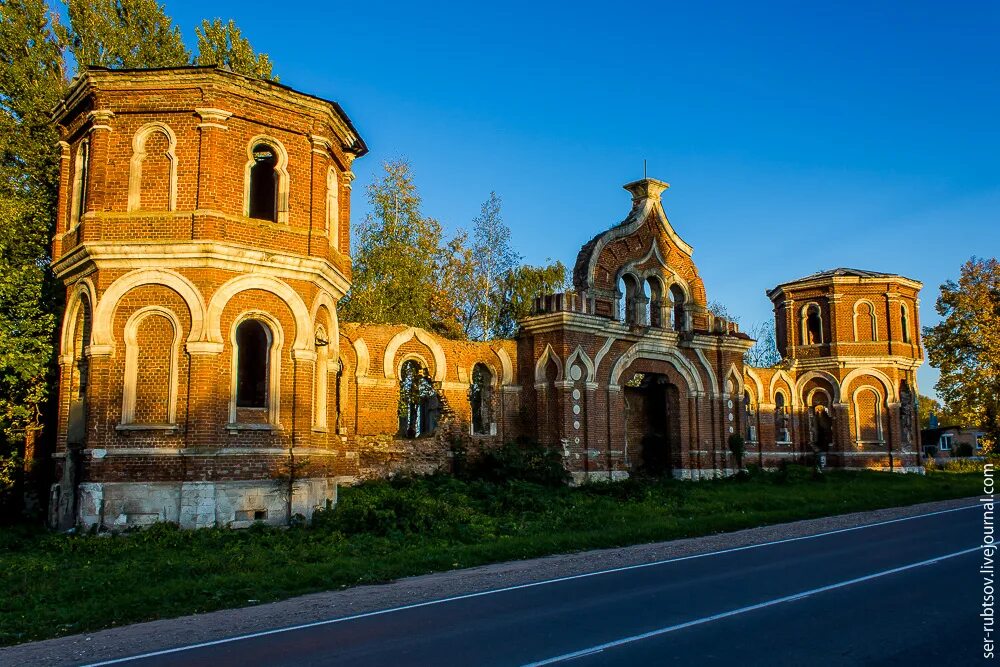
[921,424,986,457]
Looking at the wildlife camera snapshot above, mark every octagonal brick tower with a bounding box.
[49,66,367,529]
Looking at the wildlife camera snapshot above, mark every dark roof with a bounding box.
[787,268,898,282]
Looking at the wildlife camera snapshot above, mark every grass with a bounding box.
[0,467,981,646]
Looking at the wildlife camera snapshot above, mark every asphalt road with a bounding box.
[88,505,983,667]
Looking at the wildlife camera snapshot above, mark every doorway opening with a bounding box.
[624,372,681,475]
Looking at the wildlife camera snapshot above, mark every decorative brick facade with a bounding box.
[48,67,924,530]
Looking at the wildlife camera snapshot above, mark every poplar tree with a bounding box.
[924,257,1000,450]
[195,19,276,81]
[66,0,190,69]
[467,192,518,340]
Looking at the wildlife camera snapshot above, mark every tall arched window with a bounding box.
[647,277,664,327]
[236,319,270,408]
[399,359,439,438]
[128,123,177,212]
[900,303,911,343]
[853,300,878,342]
[801,303,823,345]
[248,144,278,221]
[744,390,757,442]
[313,325,329,428]
[121,307,180,426]
[326,167,339,249]
[853,387,884,445]
[775,391,790,443]
[470,363,494,435]
[619,274,640,325]
[670,284,687,332]
[69,139,90,228]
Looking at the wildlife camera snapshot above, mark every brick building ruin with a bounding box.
[48,67,924,529]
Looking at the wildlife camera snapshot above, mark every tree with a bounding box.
[342,159,466,337]
[493,261,568,338]
[708,300,738,324]
[195,19,276,81]
[0,0,65,517]
[924,257,1000,450]
[744,319,782,367]
[456,192,520,340]
[66,0,190,69]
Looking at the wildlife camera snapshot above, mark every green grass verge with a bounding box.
[0,468,981,646]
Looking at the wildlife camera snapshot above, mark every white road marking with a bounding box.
[82,504,978,666]
[521,546,981,666]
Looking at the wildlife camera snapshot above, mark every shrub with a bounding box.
[464,440,570,487]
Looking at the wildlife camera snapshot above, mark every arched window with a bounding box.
[69,139,90,228]
[128,123,177,212]
[619,274,640,325]
[236,319,270,408]
[744,390,757,442]
[121,307,180,426]
[470,363,494,435]
[670,284,687,332]
[617,275,627,321]
[326,167,339,249]
[853,387,884,444]
[801,303,823,345]
[399,359,440,438]
[647,277,664,327]
[248,144,278,221]
[313,325,329,428]
[775,391,790,443]
[900,303,911,343]
[853,300,878,342]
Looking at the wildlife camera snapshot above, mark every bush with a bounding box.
[463,440,569,487]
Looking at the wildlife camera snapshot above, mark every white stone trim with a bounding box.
[352,338,371,378]
[793,369,842,404]
[326,166,339,248]
[91,269,207,351]
[60,279,98,359]
[313,324,329,428]
[534,343,564,384]
[127,122,178,212]
[608,340,705,394]
[69,138,89,230]
[207,273,311,352]
[565,345,596,384]
[840,367,897,403]
[121,306,181,426]
[383,327,448,382]
[493,346,514,385]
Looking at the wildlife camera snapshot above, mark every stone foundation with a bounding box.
[70,477,339,530]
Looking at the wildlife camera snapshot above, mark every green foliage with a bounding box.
[463,440,570,487]
[342,160,467,337]
[924,257,1000,450]
[0,0,66,514]
[494,261,568,338]
[195,18,276,81]
[66,0,190,69]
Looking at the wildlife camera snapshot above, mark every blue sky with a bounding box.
[158,0,1000,398]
